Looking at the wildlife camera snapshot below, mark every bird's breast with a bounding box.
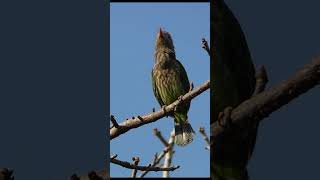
[153,64,184,105]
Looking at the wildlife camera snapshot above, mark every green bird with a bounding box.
[152,28,195,146]
[211,0,257,180]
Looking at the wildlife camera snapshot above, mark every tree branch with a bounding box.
[139,153,159,178]
[211,56,320,138]
[202,38,211,56]
[199,127,210,150]
[153,128,169,147]
[163,131,175,178]
[131,157,140,178]
[110,115,119,128]
[110,156,179,172]
[139,143,173,178]
[110,80,210,140]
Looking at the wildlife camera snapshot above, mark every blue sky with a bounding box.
[110,3,210,177]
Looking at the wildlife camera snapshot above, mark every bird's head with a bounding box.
[155,28,175,51]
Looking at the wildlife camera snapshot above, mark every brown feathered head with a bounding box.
[155,28,175,51]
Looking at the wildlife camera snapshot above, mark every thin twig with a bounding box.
[110,80,210,140]
[202,38,211,56]
[153,128,169,147]
[131,157,140,178]
[139,130,175,178]
[199,127,210,150]
[152,153,158,164]
[110,154,118,160]
[110,115,119,128]
[139,148,170,178]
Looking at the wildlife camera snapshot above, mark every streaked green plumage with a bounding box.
[212,0,257,180]
[152,28,194,146]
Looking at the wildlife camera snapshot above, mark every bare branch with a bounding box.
[163,131,175,178]
[199,127,210,150]
[139,147,171,178]
[153,128,169,147]
[110,154,118,160]
[131,157,140,178]
[110,115,119,128]
[110,80,210,140]
[110,156,179,172]
[140,130,175,178]
[211,57,320,139]
[202,38,211,56]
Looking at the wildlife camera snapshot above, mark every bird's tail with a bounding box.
[174,121,195,146]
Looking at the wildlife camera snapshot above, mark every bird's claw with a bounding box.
[162,105,168,117]
[173,96,184,113]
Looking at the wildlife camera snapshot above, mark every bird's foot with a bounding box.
[174,105,178,112]
[173,96,184,113]
[218,106,233,129]
[174,96,184,111]
[162,105,168,117]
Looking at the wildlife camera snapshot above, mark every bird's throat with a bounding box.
[154,48,176,65]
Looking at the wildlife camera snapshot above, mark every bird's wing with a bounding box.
[175,59,190,93]
[175,59,191,112]
[151,69,165,107]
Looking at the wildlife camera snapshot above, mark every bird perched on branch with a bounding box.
[212,0,257,180]
[152,28,195,146]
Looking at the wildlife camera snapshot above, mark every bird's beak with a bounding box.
[159,28,163,38]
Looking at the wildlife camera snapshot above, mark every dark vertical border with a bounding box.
[210,1,213,179]
[0,0,109,178]
[105,0,110,178]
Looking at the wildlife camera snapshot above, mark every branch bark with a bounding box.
[139,143,173,178]
[110,156,179,172]
[199,127,210,150]
[131,157,140,178]
[110,80,210,140]
[153,128,169,147]
[211,56,320,138]
[162,131,175,178]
